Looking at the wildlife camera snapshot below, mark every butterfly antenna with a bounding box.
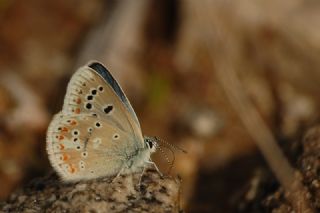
[156,144,175,174]
[155,137,188,154]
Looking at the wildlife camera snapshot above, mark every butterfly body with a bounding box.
[46,62,158,182]
[120,144,154,174]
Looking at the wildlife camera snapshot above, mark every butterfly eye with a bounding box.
[146,140,153,149]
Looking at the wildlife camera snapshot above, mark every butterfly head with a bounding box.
[144,136,159,153]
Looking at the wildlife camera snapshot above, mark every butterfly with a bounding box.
[46,61,161,181]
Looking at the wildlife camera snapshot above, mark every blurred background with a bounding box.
[1,0,320,212]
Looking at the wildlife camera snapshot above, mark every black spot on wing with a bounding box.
[88,62,141,127]
[88,62,127,106]
[104,105,113,114]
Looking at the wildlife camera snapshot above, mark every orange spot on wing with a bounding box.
[70,120,77,125]
[62,154,69,161]
[61,127,68,132]
[59,144,65,150]
[58,135,64,140]
[76,98,81,104]
[69,164,76,173]
[75,108,80,114]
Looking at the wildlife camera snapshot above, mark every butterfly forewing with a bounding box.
[88,62,140,129]
[62,65,140,134]
[46,62,145,181]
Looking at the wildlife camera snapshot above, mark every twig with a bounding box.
[187,0,314,211]
[0,72,49,131]
[214,62,313,212]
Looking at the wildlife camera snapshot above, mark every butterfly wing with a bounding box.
[88,62,140,128]
[47,113,139,181]
[46,62,144,181]
[62,62,141,136]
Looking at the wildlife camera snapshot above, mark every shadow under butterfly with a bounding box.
[46,61,186,183]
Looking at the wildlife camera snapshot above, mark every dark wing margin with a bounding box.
[88,62,140,127]
[89,62,127,104]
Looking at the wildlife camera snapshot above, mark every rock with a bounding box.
[0,169,182,213]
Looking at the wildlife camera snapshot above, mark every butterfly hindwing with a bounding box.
[46,113,140,181]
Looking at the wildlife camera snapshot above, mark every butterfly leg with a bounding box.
[145,160,163,177]
[111,166,125,183]
[138,166,146,185]
[137,166,146,192]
